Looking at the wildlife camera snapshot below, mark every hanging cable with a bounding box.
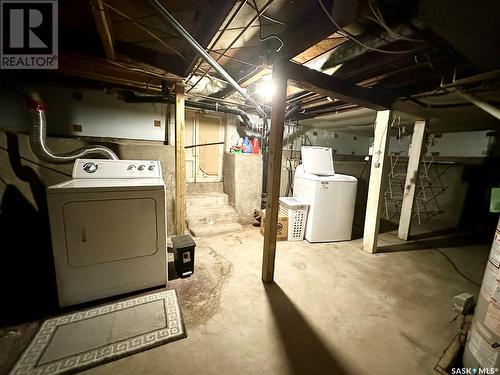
[247,1,286,25]
[251,0,284,52]
[318,0,421,55]
[103,2,184,59]
[366,0,423,42]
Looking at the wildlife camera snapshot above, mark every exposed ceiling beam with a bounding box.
[281,60,395,110]
[90,0,115,60]
[115,42,185,77]
[182,0,237,77]
[57,53,182,91]
[211,0,341,99]
[322,37,426,71]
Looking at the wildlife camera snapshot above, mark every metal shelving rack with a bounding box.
[383,154,452,225]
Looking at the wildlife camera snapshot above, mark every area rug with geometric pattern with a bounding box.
[9,289,186,375]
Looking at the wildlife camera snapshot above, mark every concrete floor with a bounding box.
[1,225,490,374]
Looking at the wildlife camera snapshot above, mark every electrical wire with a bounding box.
[251,0,284,52]
[186,0,248,86]
[317,0,421,55]
[246,1,286,25]
[186,0,276,95]
[103,2,185,59]
[107,60,173,80]
[367,0,423,42]
[433,247,481,287]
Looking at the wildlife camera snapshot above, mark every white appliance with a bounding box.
[293,147,357,242]
[47,159,167,307]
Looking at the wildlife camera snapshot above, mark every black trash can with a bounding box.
[171,235,196,278]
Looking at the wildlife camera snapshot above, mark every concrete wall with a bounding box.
[223,152,262,223]
[279,153,471,234]
[384,130,495,157]
[0,130,176,235]
[0,81,169,141]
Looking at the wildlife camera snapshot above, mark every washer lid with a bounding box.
[301,146,334,176]
[295,167,357,182]
[47,178,165,193]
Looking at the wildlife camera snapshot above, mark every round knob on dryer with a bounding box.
[83,162,98,173]
[148,165,155,171]
[138,165,145,171]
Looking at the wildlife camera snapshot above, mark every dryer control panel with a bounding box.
[73,159,162,179]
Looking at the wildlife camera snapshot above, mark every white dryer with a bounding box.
[47,159,167,307]
[293,146,357,243]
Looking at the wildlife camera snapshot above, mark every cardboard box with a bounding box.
[260,209,288,241]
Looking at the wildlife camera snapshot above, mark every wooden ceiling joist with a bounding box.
[182,0,237,77]
[57,53,182,91]
[281,60,395,110]
[91,0,115,61]
[211,0,344,99]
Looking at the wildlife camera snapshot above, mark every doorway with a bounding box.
[185,111,224,183]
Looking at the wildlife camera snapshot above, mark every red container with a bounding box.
[252,138,260,154]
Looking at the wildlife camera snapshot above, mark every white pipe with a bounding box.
[457,91,500,121]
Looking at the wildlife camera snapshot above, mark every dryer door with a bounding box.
[63,198,158,267]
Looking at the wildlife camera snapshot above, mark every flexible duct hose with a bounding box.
[29,93,119,163]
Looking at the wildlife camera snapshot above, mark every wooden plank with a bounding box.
[283,60,395,110]
[175,83,187,235]
[262,71,287,283]
[57,53,182,91]
[398,120,427,240]
[91,0,115,60]
[115,42,186,77]
[362,110,392,253]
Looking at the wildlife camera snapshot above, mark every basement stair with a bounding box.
[186,182,243,237]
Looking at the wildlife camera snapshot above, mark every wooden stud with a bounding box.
[398,120,428,240]
[175,83,187,235]
[262,70,287,283]
[362,110,392,253]
[91,0,115,61]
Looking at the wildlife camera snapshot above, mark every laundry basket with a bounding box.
[279,197,309,241]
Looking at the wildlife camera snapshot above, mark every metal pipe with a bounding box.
[441,70,500,89]
[186,0,249,83]
[186,0,274,94]
[457,91,500,121]
[121,91,261,135]
[29,93,118,164]
[147,0,268,119]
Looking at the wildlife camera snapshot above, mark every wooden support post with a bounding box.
[262,72,287,283]
[362,110,392,253]
[91,0,115,61]
[175,83,186,235]
[398,120,428,240]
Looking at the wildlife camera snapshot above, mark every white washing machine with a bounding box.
[293,147,357,242]
[47,159,167,307]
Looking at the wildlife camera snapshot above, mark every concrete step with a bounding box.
[187,182,223,194]
[186,206,239,226]
[187,192,229,209]
[188,222,243,237]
